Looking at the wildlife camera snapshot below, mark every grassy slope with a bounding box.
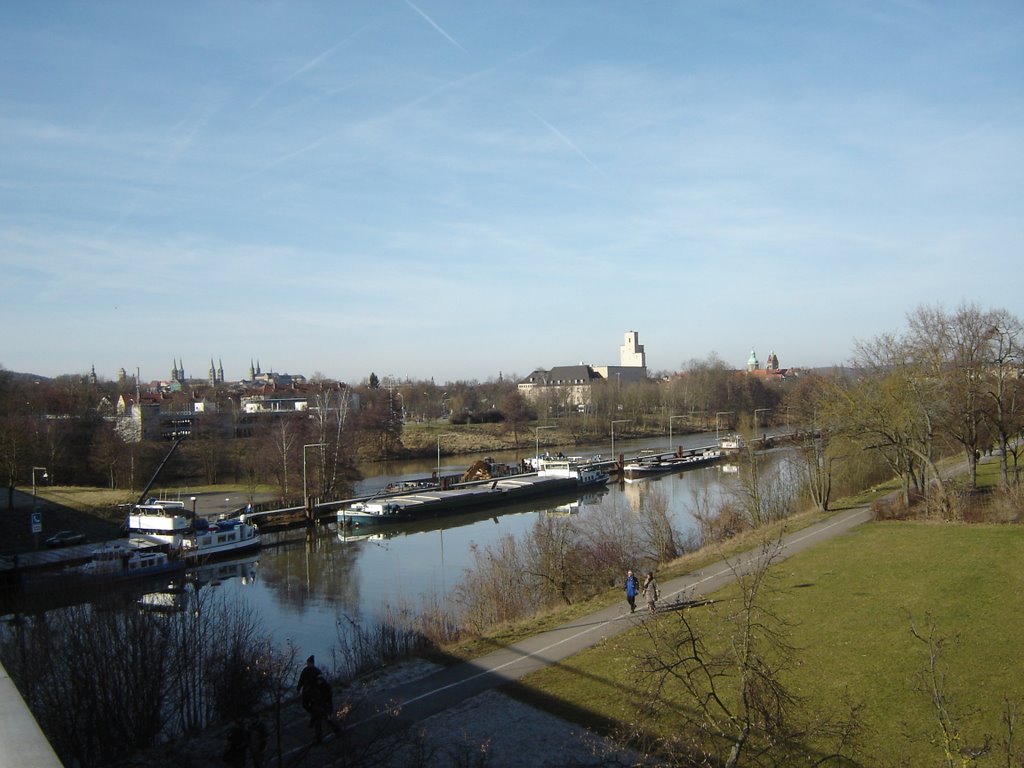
[520,521,1024,764]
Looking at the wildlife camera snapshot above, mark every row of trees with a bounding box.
[787,303,1023,517]
[0,359,786,508]
[4,300,1017,514]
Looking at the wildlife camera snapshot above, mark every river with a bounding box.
[198,432,792,667]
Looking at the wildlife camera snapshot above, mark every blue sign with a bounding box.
[30,511,42,534]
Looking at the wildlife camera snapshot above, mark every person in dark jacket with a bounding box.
[624,570,640,613]
[297,655,321,723]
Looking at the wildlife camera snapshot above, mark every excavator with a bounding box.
[460,459,492,483]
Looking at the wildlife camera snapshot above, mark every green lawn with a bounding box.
[520,522,1024,765]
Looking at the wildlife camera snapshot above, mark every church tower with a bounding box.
[747,349,760,372]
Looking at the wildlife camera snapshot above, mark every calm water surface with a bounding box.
[206,433,789,666]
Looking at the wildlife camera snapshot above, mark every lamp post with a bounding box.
[611,419,630,469]
[31,466,48,548]
[754,408,771,431]
[715,411,734,442]
[531,425,556,470]
[190,495,197,519]
[302,443,326,516]
[669,415,686,452]
[436,433,455,479]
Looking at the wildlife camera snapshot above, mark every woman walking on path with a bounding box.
[625,570,640,613]
[642,572,659,614]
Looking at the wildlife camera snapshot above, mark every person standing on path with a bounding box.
[624,570,640,613]
[642,572,660,614]
[297,655,322,728]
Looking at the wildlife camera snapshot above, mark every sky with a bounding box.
[2,1,1022,385]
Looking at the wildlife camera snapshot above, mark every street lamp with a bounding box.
[715,411,734,442]
[190,495,197,519]
[531,425,556,470]
[436,433,455,479]
[611,419,630,467]
[754,408,771,432]
[669,415,687,452]
[31,466,48,548]
[302,443,326,515]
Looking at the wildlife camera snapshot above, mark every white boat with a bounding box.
[75,543,184,581]
[128,502,261,560]
[536,460,610,488]
[718,434,745,452]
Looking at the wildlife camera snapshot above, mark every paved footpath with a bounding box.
[279,504,874,765]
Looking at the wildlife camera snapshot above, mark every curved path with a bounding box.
[284,504,873,763]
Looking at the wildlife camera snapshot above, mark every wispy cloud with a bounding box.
[250,27,368,109]
[527,108,604,176]
[403,0,466,52]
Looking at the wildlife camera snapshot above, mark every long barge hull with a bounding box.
[339,474,591,525]
[622,451,723,481]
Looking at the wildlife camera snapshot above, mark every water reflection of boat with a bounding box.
[137,586,186,613]
[187,555,259,589]
[549,500,580,515]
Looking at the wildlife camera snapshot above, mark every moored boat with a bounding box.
[622,449,723,481]
[76,543,184,581]
[338,461,610,526]
[128,501,261,560]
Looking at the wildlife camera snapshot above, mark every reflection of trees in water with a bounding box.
[255,527,363,614]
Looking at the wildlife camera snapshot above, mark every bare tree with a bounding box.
[908,613,1024,767]
[981,311,1024,488]
[631,536,862,766]
[522,514,586,606]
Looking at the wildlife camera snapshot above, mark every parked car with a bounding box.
[45,530,86,548]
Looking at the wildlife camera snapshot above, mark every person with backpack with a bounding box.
[643,571,660,614]
[311,673,340,743]
[624,570,640,613]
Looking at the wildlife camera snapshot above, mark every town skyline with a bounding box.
[9,340,808,386]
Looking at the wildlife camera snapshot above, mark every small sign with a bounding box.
[30,511,42,534]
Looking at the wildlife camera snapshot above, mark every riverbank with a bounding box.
[392,420,702,460]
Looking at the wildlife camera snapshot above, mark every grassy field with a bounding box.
[519,521,1024,765]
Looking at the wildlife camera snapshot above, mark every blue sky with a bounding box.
[2,1,1021,384]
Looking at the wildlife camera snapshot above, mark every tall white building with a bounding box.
[518,330,648,406]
